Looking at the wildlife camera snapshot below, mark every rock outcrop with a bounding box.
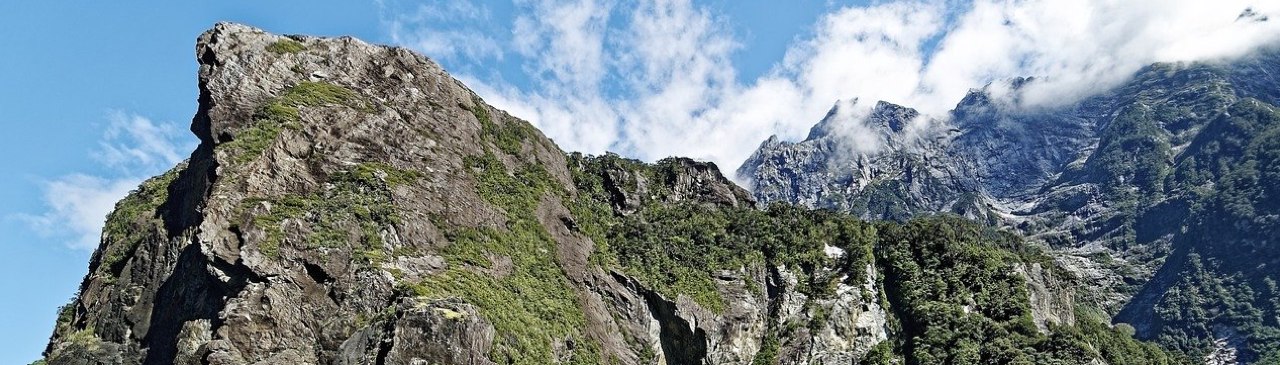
[42,23,892,365]
[42,23,1182,365]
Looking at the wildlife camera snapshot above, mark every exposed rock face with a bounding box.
[771,264,888,364]
[42,23,897,365]
[1015,262,1076,333]
[739,100,987,223]
[42,23,1185,365]
[739,47,1280,362]
[48,23,541,365]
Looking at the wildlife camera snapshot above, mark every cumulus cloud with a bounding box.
[97,111,187,172]
[22,175,145,250]
[920,0,1280,111]
[383,0,1280,175]
[497,0,621,154]
[383,0,505,63]
[21,112,193,250]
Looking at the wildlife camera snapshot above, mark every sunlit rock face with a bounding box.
[43,21,1258,365]
[42,23,892,365]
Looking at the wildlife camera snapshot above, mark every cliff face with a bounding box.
[739,47,1280,362]
[43,23,889,365]
[44,24,1178,365]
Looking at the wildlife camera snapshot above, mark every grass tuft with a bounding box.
[244,162,418,259]
[220,82,369,164]
[266,38,306,54]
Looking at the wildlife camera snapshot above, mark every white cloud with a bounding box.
[97,111,187,172]
[383,0,504,62]
[22,175,145,250]
[20,112,193,250]
[919,0,1280,110]
[384,0,1280,177]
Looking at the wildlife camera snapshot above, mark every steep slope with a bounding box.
[42,23,1182,365]
[739,48,1280,363]
[738,100,989,223]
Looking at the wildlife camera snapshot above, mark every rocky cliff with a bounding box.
[42,23,1183,365]
[739,47,1280,363]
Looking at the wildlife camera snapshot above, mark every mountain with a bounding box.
[38,23,1187,365]
[739,47,1280,363]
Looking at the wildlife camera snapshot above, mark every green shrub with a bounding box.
[566,153,1188,364]
[464,152,557,215]
[467,96,536,155]
[407,149,603,364]
[411,221,598,364]
[244,162,417,259]
[752,333,780,365]
[266,38,306,54]
[96,164,184,277]
[221,82,368,164]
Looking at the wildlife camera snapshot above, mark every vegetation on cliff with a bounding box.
[569,154,1189,365]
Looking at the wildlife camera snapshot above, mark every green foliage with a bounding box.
[1089,105,1173,193]
[1052,308,1191,365]
[566,154,1180,364]
[1169,98,1274,191]
[96,164,184,277]
[875,216,1039,364]
[222,117,286,165]
[465,152,557,215]
[64,327,101,351]
[221,82,368,164]
[859,341,897,365]
[406,221,600,364]
[1260,348,1280,365]
[47,296,81,348]
[408,147,603,364]
[1151,252,1280,360]
[244,162,416,259]
[870,216,1192,365]
[564,154,622,268]
[266,38,306,54]
[855,180,916,221]
[567,154,882,312]
[275,81,368,112]
[467,96,535,155]
[751,333,780,365]
[347,162,423,186]
[1143,100,1280,360]
[55,300,75,328]
[608,204,752,312]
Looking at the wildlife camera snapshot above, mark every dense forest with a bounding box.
[569,154,1189,364]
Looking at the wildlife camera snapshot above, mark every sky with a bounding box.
[1,1,1277,363]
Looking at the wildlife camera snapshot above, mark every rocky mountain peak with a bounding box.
[803,99,853,141]
[742,44,1280,363]
[803,99,920,141]
[865,100,918,133]
[40,23,1198,365]
[195,23,474,145]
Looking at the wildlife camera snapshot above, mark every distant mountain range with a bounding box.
[35,23,1280,365]
[740,47,1280,363]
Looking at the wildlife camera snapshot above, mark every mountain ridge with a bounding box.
[739,45,1280,363]
[42,23,1189,365]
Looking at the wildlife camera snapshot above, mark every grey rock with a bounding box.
[41,23,890,365]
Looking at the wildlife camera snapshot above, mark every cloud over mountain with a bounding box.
[386,0,1280,175]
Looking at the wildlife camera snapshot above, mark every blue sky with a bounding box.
[1,1,1277,363]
